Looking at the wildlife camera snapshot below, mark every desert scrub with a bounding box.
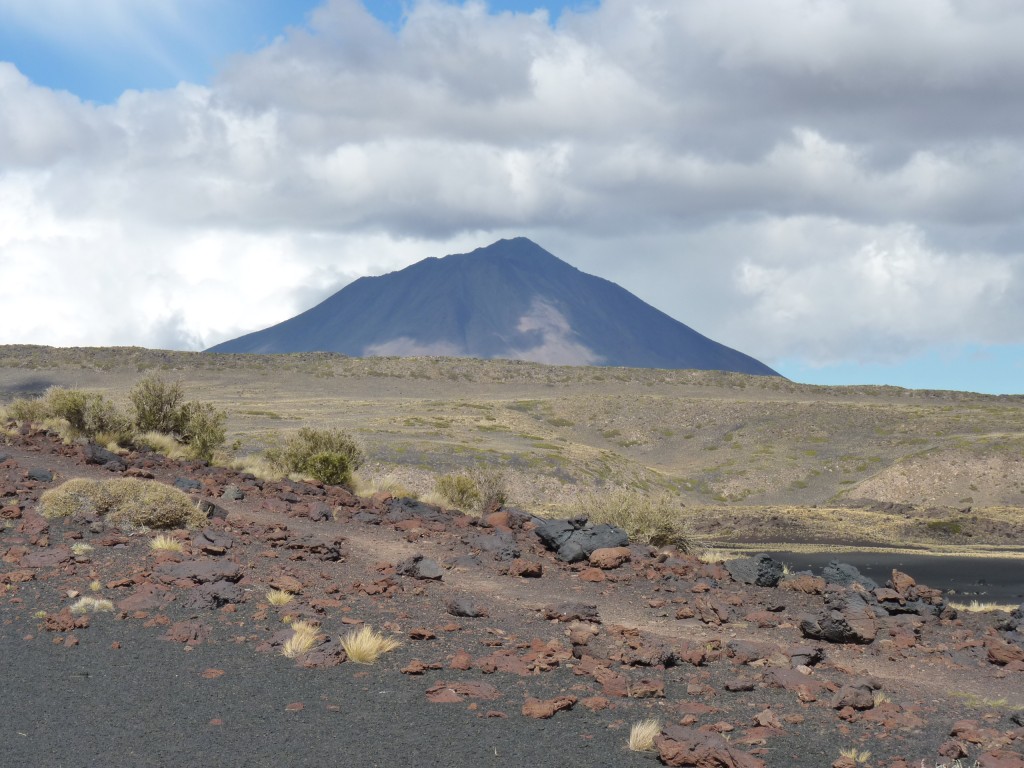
[435,473,480,511]
[561,489,691,550]
[129,373,184,433]
[434,468,508,514]
[8,387,134,444]
[174,400,227,462]
[127,374,226,462]
[266,427,364,486]
[39,478,207,529]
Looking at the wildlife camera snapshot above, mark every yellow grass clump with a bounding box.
[70,596,114,614]
[70,543,94,557]
[150,534,185,553]
[134,431,187,459]
[39,478,207,530]
[266,589,295,606]
[281,621,322,658]
[340,625,402,664]
[947,600,1016,613]
[627,718,662,752]
[839,748,872,765]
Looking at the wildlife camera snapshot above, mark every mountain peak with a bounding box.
[207,239,778,376]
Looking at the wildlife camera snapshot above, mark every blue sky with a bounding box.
[0,1,590,102]
[1,0,1023,395]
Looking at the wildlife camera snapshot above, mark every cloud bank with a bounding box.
[1,0,1023,377]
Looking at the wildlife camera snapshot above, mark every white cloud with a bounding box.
[1,0,1023,376]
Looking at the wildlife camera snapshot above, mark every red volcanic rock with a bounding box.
[589,547,631,570]
[986,639,1024,666]
[508,559,542,578]
[779,574,826,594]
[425,681,501,703]
[891,569,916,594]
[521,695,576,719]
[978,751,1024,768]
[655,725,766,768]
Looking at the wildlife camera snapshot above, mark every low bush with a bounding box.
[175,400,226,462]
[435,473,480,510]
[561,489,691,551]
[39,478,207,530]
[434,468,508,514]
[266,427,364,486]
[7,387,133,444]
[129,374,184,434]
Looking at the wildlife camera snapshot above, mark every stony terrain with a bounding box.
[3,427,1024,767]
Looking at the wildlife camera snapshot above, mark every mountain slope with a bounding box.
[207,238,778,375]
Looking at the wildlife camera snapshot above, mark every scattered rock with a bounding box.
[656,725,766,768]
[822,561,878,591]
[508,559,543,578]
[800,592,877,645]
[446,599,488,618]
[726,554,784,587]
[522,695,577,718]
[534,516,629,563]
[542,602,600,623]
[589,546,631,570]
[396,555,444,581]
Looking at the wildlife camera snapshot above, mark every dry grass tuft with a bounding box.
[150,534,185,552]
[698,548,741,564]
[281,621,322,658]
[39,478,207,530]
[70,543,94,557]
[89,580,102,592]
[266,589,295,606]
[134,431,187,459]
[627,718,662,752]
[340,625,402,664]
[839,748,872,764]
[229,454,285,482]
[947,600,1016,613]
[354,472,417,499]
[70,596,114,614]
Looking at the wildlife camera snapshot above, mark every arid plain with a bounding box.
[2,344,1022,556]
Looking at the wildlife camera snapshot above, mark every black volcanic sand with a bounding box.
[775,552,1024,603]
[1,617,648,768]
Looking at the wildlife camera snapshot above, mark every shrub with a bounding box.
[6,396,49,424]
[266,428,364,486]
[471,467,508,512]
[562,489,691,551]
[9,387,133,443]
[129,374,184,433]
[39,478,206,530]
[435,473,480,510]
[175,400,226,462]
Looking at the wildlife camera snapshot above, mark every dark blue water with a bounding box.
[774,551,1024,603]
